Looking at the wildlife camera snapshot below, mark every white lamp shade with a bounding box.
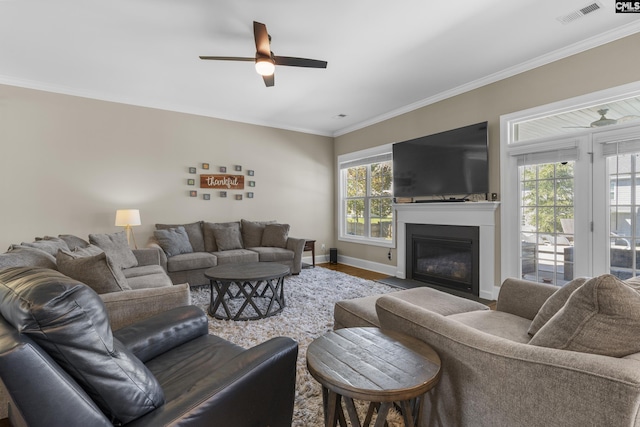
[115,209,141,227]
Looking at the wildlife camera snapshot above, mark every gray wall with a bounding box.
[0,85,335,253]
[334,31,640,274]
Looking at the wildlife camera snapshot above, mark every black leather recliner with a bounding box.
[0,267,298,426]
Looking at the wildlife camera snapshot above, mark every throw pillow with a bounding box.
[529,274,640,357]
[527,277,588,336]
[72,244,104,257]
[58,234,90,251]
[155,221,205,252]
[241,219,276,248]
[0,267,164,424]
[153,226,194,257]
[89,231,138,269]
[203,221,241,252]
[0,246,57,270]
[56,250,131,294]
[21,237,70,257]
[212,226,244,251]
[261,223,290,248]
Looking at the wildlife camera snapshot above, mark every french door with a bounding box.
[503,125,640,285]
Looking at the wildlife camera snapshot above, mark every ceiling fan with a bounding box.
[199,21,328,87]
[565,108,640,128]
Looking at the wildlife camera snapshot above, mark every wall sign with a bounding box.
[200,174,245,190]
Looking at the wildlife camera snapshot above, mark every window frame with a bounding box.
[338,144,395,248]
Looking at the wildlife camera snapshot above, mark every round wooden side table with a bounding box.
[306,327,441,427]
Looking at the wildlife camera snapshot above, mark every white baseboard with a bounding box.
[330,255,396,276]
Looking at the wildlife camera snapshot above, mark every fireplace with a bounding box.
[406,223,479,296]
[394,202,498,300]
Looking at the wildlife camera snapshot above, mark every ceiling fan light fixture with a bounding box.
[255,57,275,76]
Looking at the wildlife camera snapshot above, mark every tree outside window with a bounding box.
[344,161,393,241]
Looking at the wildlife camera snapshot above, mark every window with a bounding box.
[338,145,394,247]
[501,81,640,285]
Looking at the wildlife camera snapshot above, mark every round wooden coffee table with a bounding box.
[306,327,441,427]
[204,262,290,320]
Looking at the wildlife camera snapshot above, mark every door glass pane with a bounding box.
[519,162,575,285]
[608,153,640,279]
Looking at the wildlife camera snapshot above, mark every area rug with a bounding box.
[190,266,403,426]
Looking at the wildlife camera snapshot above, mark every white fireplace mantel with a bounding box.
[395,201,500,300]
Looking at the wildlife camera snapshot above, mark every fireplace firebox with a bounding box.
[406,223,479,296]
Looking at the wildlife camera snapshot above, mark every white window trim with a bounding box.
[338,144,395,248]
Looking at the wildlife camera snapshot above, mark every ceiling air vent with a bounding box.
[557,2,602,24]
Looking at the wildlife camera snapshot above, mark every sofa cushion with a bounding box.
[0,267,164,424]
[122,264,168,279]
[249,247,294,262]
[529,274,640,357]
[335,294,383,328]
[154,226,193,257]
[126,272,174,290]
[58,234,90,250]
[156,221,205,253]
[21,236,70,257]
[166,252,217,273]
[261,223,290,248]
[528,277,588,336]
[212,226,244,251]
[0,246,57,270]
[448,310,533,343]
[89,231,138,269]
[213,249,259,264]
[241,219,276,248]
[56,250,131,294]
[203,221,241,252]
[335,286,488,330]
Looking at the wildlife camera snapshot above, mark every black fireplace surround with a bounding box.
[406,223,480,296]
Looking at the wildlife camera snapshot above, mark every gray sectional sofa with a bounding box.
[0,231,192,421]
[0,232,190,330]
[149,219,306,286]
[335,275,640,427]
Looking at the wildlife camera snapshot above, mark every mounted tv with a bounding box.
[392,121,488,200]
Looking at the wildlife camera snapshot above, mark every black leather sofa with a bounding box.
[0,267,298,427]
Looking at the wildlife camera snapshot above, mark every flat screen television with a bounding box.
[392,121,488,200]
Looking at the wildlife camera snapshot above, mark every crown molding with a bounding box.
[333,21,640,138]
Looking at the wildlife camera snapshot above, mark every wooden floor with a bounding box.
[317,262,496,309]
[316,262,389,281]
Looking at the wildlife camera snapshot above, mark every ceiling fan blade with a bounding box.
[199,56,255,62]
[274,56,327,68]
[253,21,271,57]
[262,74,275,87]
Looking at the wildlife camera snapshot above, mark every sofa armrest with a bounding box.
[376,294,640,427]
[132,247,161,267]
[0,320,113,427]
[495,277,558,320]
[128,336,299,427]
[100,283,191,331]
[114,305,208,362]
[286,237,306,274]
[147,240,168,271]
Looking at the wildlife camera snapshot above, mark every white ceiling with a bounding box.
[1,0,639,137]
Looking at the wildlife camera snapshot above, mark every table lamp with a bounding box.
[115,209,141,249]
